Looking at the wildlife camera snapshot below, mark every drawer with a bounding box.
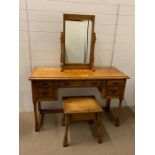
[58,80,102,87]
[106,88,121,96]
[34,81,54,88]
[106,80,125,87]
[102,87,124,99]
[37,89,57,100]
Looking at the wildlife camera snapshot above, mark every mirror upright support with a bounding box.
[60,32,65,72]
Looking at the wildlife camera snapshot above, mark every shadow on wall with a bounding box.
[41,88,127,109]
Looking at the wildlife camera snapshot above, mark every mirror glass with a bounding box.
[65,20,92,64]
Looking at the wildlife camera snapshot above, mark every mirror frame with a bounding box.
[60,14,96,71]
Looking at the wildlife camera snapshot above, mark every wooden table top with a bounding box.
[29,67,129,80]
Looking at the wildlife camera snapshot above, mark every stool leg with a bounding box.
[96,113,102,143]
[63,115,69,147]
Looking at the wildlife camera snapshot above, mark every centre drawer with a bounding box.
[58,80,102,87]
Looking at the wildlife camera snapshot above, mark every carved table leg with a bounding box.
[63,115,70,147]
[33,102,40,132]
[105,99,111,111]
[96,113,102,143]
[115,98,123,127]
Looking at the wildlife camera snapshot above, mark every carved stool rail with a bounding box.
[62,96,103,147]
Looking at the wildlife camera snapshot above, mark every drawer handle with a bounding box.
[112,82,118,85]
[42,92,48,95]
[42,83,49,86]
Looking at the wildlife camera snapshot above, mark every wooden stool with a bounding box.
[62,96,103,147]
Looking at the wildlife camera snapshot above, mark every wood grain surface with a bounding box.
[29,67,129,80]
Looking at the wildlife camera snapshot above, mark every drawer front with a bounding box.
[37,89,57,100]
[58,80,102,88]
[34,81,54,88]
[102,87,125,99]
[106,88,121,97]
[106,80,125,87]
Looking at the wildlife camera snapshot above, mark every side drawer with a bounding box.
[58,80,102,87]
[37,88,58,101]
[34,81,54,88]
[102,87,125,99]
[106,80,125,87]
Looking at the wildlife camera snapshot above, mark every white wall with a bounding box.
[19,0,135,112]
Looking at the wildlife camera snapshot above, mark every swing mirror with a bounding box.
[60,14,96,70]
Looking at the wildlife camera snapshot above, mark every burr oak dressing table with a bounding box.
[29,14,129,132]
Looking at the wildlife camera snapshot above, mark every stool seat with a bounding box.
[63,96,103,114]
[62,96,103,147]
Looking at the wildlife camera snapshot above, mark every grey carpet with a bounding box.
[19,107,135,155]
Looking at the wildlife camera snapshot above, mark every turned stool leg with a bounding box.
[63,115,69,147]
[96,113,102,143]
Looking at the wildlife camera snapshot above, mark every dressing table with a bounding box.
[29,14,129,132]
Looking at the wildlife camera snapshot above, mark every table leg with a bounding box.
[115,98,123,127]
[33,102,40,132]
[38,101,45,128]
[61,113,65,126]
[105,99,111,111]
